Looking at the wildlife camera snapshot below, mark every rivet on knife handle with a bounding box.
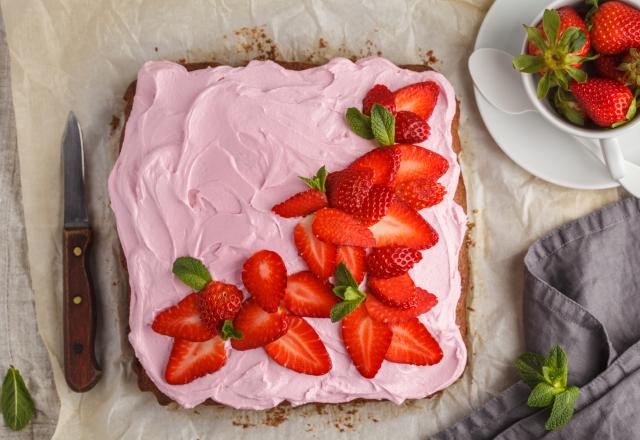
[63,227,101,392]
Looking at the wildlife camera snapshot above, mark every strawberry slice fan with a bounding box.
[150,80,448,384]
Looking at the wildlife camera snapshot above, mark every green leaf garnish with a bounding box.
[299,166,328,192]
[346,107,374,139]
[1,367,35,432]
[542,9,561,46]
[330,263,366,322]
[220,319,243,340]
[545,386,580,430]
[370,104,395,146]
[516,345,581,431]
[172,256,212,291]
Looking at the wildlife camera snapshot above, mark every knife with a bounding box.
[62,112,101,392]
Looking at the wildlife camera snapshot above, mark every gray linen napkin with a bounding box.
[434,197,640,440]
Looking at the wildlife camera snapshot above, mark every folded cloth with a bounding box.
[434,197,640,440]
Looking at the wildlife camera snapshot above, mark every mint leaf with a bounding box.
[545,386,580,431]
[515,352,546,387]
[343,286,364,302]
[370,104,395,146]
[300,166,328,192]
[334,262,359,289]
[221,320,243,340]
[333,285,348,300]
[172,256,212,291]
[346,108,374,139]
[330,298,363,322]
[528,382,563,408]
[544,345,568,388]
[1,367,35,432]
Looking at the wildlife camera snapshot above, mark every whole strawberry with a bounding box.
[589,1,640,55]
[198,281,244,330]
[569,78,636,127]
[514,8,592,98]
[595,49,640,88]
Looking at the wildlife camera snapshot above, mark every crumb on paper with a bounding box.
[319,38,327,48]
[110,115,120,134]
[262,405,288,427]
[230,26,280,60]
[417,48,440,66]
[154,46,158,52]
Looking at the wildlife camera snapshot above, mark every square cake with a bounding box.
[108,57,468,409]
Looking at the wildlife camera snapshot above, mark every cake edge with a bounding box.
[116,60,470,408]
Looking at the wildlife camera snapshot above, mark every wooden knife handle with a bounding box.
[63,228,101,392]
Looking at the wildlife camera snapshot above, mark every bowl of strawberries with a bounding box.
[514,0,640,180]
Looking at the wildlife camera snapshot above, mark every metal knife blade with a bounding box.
[63,112,89,229]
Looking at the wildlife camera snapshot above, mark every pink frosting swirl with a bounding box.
[108,57,467,409]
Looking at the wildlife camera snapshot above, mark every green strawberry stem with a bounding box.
[619,48,640,89]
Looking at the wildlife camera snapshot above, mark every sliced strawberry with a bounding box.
[265,316,332,375]
[336,245,366,284]
[294,214,337,278]
[197,281,243,330]
[392,144,449,185]
[395,179,446,211]
[369,199,439,250]
[165,336,226,385]
[242,250,287,313]
[363,84,396,115]
[272,189,328,218]
[366,246,423,279]
[326,168,374,214]
[365,288,438,324]
[151,293,216,342]
[393,81,439,120]
[369,273,417,309]
[348,147,401,186]
[284,271,338,318]
[313,208,376,247]
[355,185,396,226]
[395,111,431,144]
[385,319,443,366]
[231,299,289,351]
[341,304,392,378]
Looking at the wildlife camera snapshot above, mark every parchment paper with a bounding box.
[0,0,622,438]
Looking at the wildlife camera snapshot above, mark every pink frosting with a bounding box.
[108,57,467,409]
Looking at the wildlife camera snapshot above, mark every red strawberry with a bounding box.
[369,199,439,250]
[326,168,374,214]
[393,81,439,120]
[151,293,216,342]
[366,246,423,279]
[197,282,243,330]
[284,271,338,318]
[395,111,431,144]
[242,250,287,313]
[348,147,401,186]
[365,288,438,324]
[569,79,635,127]
[294,214,337,279]
[265,316,332,375]
[385,319,443,366]
[395,179,446,211]
[363,84,396,115]
[595,54,625,82]
[165,336,226,385]
[312,208,376,247]
[231,299,289,351]
[392,144,449,185]
[590,1,640,55]
[336,246,366,284]
[341,304,392,378]
[272,189,327,218]
[528,7,590,60]
[355,185,396,226]
[368,273,418,309]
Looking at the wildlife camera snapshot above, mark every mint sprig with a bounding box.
[345,104,395,147]
[1,367,35,432]
[299,166,328,192]
[516,345,581,431]
[220,319,243,340]
[330,263,366,322]
[172,256,212,291]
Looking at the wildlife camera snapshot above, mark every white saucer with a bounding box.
[474,0,640,190]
